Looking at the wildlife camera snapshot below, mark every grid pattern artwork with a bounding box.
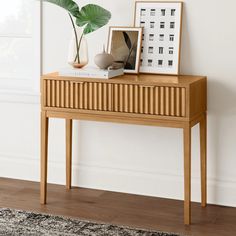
[134,2,183,75]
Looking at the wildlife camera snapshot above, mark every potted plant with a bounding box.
[43,0,111,68]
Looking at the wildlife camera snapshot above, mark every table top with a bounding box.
[42,72,206,86]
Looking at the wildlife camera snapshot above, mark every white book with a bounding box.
[59,67,124,79]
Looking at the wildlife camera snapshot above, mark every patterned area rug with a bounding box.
[0,208,180,236]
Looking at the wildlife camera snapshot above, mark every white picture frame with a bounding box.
[107,27,143,74]
[134,1,183,75]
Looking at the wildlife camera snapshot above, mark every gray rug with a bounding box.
[0,208,180,236]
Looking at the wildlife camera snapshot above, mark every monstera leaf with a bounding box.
[76,4,111,35]
[42,1,111,35]
[43,0,80,18]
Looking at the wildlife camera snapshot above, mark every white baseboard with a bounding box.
[0,154,236,208]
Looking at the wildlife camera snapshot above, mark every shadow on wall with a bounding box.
[181,3,236,204]
[180,3,194,74]
[208,80,236,116]
[208,79,236,203]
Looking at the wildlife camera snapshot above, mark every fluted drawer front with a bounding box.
[44,80,113,111]
[113,84,186,117]
[44,80,186,117]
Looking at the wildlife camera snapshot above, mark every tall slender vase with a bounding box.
[68,29,88,68]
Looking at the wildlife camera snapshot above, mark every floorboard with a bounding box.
[0,178,235,236]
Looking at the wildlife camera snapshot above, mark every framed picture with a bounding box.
[134,1,183,75]
[107,27,143,74]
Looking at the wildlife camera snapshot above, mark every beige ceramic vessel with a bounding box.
[94,47,114,69]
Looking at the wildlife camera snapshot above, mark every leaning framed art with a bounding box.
[134,1,183,75]
[107,27,143,74]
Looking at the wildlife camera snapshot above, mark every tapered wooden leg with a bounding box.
[200,113,207,207]
[184,125,191,225]
[40,111,49,204]
[66,119,73,189]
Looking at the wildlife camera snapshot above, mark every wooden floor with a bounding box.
[0,178,235,236]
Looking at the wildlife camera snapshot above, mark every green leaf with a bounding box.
[43,0,80,18]
[76,4,111,35]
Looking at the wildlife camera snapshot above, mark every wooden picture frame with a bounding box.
[107,26,143,74]
[134,1,183,75]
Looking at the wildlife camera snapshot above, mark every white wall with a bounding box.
[1,0,236,207]
[0,1,41,182]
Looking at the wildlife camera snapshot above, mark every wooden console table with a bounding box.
[40,73,207,225]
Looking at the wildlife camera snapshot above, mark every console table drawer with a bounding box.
[42,74,206,120]
[43,79,187,117]
[113,84,186,117]
[44,80,113,111]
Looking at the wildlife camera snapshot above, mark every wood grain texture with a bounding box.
[124,84,129,113]
[42,73,205,86]
[66,119,73,190]
[165,87,170,116]
[46,80,51,107]
[46,110,189,129]
[181,88,186,117]
[108,84,113,112]
[114,84,119,112]
[84,82,88,110]
[70,82,74,109]
[51,80,56,107]
[171,87,175,116]
[42,76,198,119]
[43,80,47,107]
[89,83,93,110]
[119,84,124,112]
[65,81,70,108]
[184,124,191,225]
[160,87,164,115]
[56,81,60,107]
[79,83,83,109]
[200,113,207,207]
[134,85,139,113]
[40,111,49,204]
[75,83,79,109]
[94,83,98,110]
[103,83,108,111]
[190,78,207,118]
[154,86,159,115]
[144,87,149,114]
[139,86,144,114]
[149,87,154,115]
[1,178,235,236]
[61,81,65,108]
[40,73,207,225]
[176,87,180,117]
[98,83,103,111]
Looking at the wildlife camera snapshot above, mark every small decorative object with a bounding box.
[42,0,111,68]
[134,1,183,75]
[107,27,143,74]
[94,46,114,69]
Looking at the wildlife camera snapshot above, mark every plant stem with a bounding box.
[77,32,84,62]
[68,13,80,64]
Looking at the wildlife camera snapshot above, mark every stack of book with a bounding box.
[59,67,124,79]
